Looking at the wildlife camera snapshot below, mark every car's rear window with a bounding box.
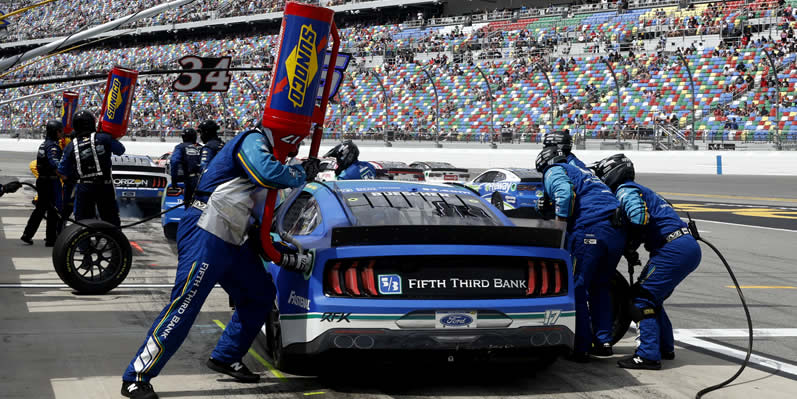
[343,191,501,226]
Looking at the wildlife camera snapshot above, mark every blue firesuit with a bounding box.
[170,142,202,207]
[542,163,625,353]
[22,139,63,243]
[615,182,701,361]
[338,161,376,180]
[200,138,224,170]
[567,153,587,169]
[58,132,125,226]
[123,128,306,383]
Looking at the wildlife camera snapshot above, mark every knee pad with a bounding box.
[629,304,657,323]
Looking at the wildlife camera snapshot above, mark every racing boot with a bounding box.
[564,350,590,363]
[590,342,613,357]
[617,354,661,370]
[20,235,33,245]
[121,381,158,399]
[661,351,675,360]
[206,358,260,383]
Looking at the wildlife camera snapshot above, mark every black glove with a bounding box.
[3,181,22,194]
[280,251,314,274]
[535,194,555,219]
[624,250,641,268]
[301,158,321,182]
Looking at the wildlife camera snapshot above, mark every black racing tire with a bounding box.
[491,192,504,212]
[52,219,132,295]
[267,305,314,375]
[163,223,178,241]
[609,270,633,345]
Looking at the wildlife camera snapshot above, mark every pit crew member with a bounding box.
[536,146,625,361]
[198,120,224,170]
[21,120,64,246]
[121,126,320,399]
[57,111,125,226]
[593,154,701,370]
[324,140,375,180]
[170,128,202,208]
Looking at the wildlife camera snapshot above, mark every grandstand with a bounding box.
[1,0,795,147]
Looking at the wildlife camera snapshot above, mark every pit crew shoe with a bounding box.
[662,351,675,360]
[20,236,33,245]
[121,381,158,399]
[206,358,260,383]
[590,342,613,357]
[617,354,662,370]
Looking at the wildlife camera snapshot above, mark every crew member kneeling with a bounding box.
[121,126,320,399]
[594,154,701,370]
[536,147,625,361]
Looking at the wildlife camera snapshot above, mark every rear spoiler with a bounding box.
[519,177,542,183]
[112,166,167,174]
[331,225,565,249]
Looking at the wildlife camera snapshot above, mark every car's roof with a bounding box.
[504,168,541,179]
[327,180,476,195]
[411,161,456,168]
[369,160,411,169]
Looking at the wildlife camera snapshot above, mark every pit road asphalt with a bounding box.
[1,150,796,398]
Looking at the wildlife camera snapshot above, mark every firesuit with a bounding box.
[170,129,202,208]
[199,120,224,170]
[123,127,312,390]
[338,161,376,180]
[58,111,125,226]
[536,147,625,358]
[22,120,64,245]
[594,155,701,368]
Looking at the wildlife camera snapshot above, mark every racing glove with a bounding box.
[301,158,321,182]
[279,251,313,274]
[535,194,555,220]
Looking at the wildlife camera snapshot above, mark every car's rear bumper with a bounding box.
[281,325,573,356]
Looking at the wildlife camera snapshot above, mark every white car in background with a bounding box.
[409,161,470,183]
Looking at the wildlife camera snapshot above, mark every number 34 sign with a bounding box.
[172,56,233,92]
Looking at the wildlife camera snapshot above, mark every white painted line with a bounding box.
[675,328,797,338]
[675,335,797,378]
[688,219,797,233]
[0,283,223,288]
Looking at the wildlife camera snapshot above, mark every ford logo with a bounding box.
[439,314,473,327]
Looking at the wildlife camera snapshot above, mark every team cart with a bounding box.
[257,180,631,373]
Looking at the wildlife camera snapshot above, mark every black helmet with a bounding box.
[45,119,63,140]
[181,127,197,143]
[594,153,635,191]
[324,140,359,172]
[198,120,220,143]
[542,130,573,154]
[72,110,96,134]
[535,146,567,173]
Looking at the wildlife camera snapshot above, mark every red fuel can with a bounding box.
[61,91,79,136]
[98,67,138,139]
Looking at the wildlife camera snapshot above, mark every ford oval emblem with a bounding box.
[440,314,474,327]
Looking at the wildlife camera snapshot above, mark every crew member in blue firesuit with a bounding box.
[169,128,202,208]
[593,154,701,370]
[536,147,625,361]
[543,129,587,169]
[198,120,224,170]
[121,126,321,399]
[324,140,375,180]
[21,120,64,246]
[57,111,126,226]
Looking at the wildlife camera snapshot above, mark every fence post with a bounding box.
[421,68,442,148]
[763,49,782,150]
[602,57,623,147]
[370,70,391,147]
[475,65,497,148]
[676,50,697,149]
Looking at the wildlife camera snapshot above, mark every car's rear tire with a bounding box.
[52,220,132,295]
[163,223,178,240]
[266,305,314,375]
[491,193,504,212]
[609,270,632,345]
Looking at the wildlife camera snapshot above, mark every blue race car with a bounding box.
[160,182,185,240]
[111,155,168,217]
[258,180,577,373]
[466,168,545,217]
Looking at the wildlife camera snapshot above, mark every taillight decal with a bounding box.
[361,260,378,296]
[527,260,536,296]
[328,262,343,295]
[344,261,361,296]
[540,261,550,295]
[553,262,562,294]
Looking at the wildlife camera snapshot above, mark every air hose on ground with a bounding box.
[17,181,184,229]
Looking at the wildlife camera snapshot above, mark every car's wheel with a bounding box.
[163,223,178,240]
[609,270,632,345]
[491,193,504,212]
[52,220,133,295]
[267,305,313,375]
